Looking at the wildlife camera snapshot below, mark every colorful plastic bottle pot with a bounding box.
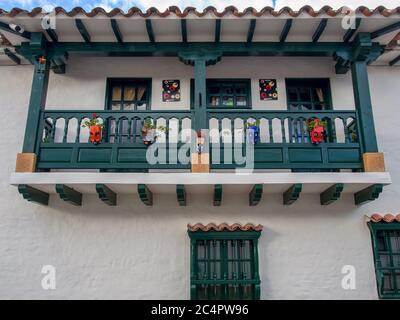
[247,125,260,144]
[311,126,324,144]
[89,125,102,145]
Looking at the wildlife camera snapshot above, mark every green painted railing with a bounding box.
[38,110,193,170]
[36,109,362,170]
[208,110,362,170]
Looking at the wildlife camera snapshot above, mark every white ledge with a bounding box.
[10,172,392,194]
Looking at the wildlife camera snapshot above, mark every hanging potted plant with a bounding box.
[245,120,261,145]
[141,118,168,146]
[307,118,327,144]
[82,113,104,145]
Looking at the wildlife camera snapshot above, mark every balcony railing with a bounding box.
[36,109,362,171]
[208,110,361,170]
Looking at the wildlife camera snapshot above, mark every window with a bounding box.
[286,78,332,111]
[188,228,261,300]
[106,78,151,111]
[368,222,400,299]
[206,79,251,108]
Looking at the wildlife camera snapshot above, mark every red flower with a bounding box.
[92,113,97,118]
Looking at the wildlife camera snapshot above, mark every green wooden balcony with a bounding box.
[35,109,362,171]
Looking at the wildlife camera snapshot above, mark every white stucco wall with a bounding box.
[45,56,355,111]
[0,57,398,299]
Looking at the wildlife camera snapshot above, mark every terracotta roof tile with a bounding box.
[188,223,263,232]
[0,6,399,18]
[370,214,400,223]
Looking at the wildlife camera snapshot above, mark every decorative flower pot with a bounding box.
[247,125,260,144]
[307,118,326,144]
[142,128,156,146]
[89,125,102,145]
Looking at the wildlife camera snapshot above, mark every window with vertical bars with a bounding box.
[368,223,400,299]
[188,231,261,300]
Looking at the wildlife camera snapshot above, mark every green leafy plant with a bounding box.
[245,119,261,128]
[142,118,169,133]
[82,113,104,128]
[307,118,327,131]
[141,118,169,144]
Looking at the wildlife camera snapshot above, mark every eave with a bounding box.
[10,172,392,207]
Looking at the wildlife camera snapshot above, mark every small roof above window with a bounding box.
[188,223,263,232]
[369,214,400,223]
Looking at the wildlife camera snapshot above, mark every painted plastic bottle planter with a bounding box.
[82,113,104,145]
[141,119,168,146]
[307,118,326,145]
[246,120,261,145]
[141,127,157,146]
[89,125,103,145]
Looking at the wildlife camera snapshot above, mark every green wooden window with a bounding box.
[188,230,261,300]
[286,78,332,111]
[206,79,251,109]
[368,222,400,299]
[106,78,151,111]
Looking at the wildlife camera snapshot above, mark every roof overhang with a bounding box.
[10,172,392,207]
[0,6,399,67]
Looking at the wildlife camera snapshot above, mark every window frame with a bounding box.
[188,230,261,300]
[368,222,400,299]
[190,78,252,109]
[105,78,152,111]
[285,78,333,111]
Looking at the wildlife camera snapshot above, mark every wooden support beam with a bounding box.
[312,19,327,42]
[38,41,355,58]
[111,19,123,43]
[56,184,82,206]
[137,184,153,206]
[320,183,344,205]
[18,185,49,206]
[213,184,222,206]
[215,19,221,43]
[75,19,91,43]
[247,19,257,43]
[354,184,383,206]
[4,48,21,65]
[249,184,263,206]
[96,184,117,206]
[23,36,50,153]
[177,184,187,206]
[371,21,400,40]
[283,184,302,205]
[51,53,68,74]
[0,21,31,39]
[351,58,378,152]
[193,58,207,131]
[389,54,400,66]
[279,19,292,42]
[45,29,58,42]
[145,19,155,43]
[343,18,361,42]
[181,19,187,43]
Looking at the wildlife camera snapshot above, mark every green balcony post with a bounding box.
[351,61,378,153]
[23,56,50,153]
[194,58,207,133]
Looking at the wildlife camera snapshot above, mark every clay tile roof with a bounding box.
[0,6,400,18]
[188,223,263,232]
[370,214,400,223]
